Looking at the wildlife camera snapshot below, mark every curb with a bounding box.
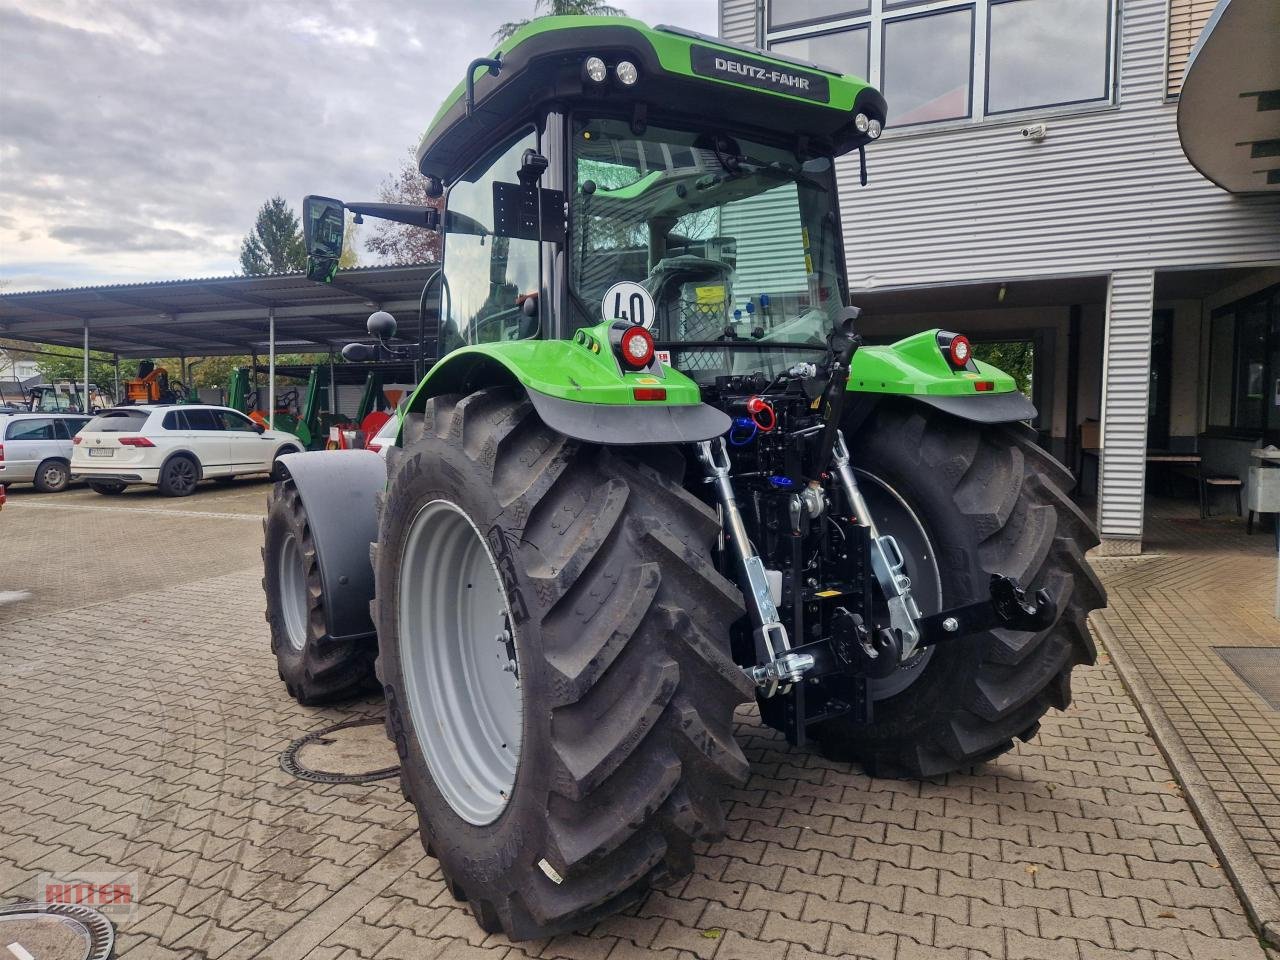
[1092,615,1280,949]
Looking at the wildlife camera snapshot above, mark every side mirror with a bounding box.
[367,311,397,339]
[302,195,345,283]
[342,342,376,362]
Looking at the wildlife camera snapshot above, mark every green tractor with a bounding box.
[262,17,1104,940]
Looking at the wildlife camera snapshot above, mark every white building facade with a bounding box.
[719,0,1280,552]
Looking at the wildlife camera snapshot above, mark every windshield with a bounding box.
[571,117,845,379]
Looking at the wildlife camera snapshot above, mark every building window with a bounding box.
[765,0,1116,128]
[770,26,870,79]
[986,0,1111,114]
[883,7,974,125]
[1205,286,1280,439]
[769,0,870,31]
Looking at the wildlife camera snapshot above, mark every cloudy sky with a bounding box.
[0,0,716,292]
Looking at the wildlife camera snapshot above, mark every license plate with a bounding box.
[88,448,114,457]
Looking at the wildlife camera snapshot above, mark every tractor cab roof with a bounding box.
[417,17,886,184]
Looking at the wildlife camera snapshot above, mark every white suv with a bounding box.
[72,405,304,497]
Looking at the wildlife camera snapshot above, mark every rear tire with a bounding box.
[88,480,127,496]
[262,483,378,704]
[373,388,753,940]
[811,401,1105,777]
[158,455,199,497]
[33,459,69,493]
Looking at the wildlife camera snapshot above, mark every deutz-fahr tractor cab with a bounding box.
[264,17,1103,941]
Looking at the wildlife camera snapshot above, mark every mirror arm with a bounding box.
[343,202,440,231]
[465,55,503,117]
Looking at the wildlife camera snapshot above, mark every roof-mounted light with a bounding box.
[615,60,639,86]
[584,56,607,84]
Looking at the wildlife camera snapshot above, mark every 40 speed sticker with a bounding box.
[602,280,655,329]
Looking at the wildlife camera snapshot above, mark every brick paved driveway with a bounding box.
[0,491,1275,959]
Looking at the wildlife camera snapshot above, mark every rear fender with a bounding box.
[849,330,1036,424]
[403,338,730,444]
[276,450,384,642]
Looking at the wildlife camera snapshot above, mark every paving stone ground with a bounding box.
[1,489,1276,959]
[1092,498,1280,921]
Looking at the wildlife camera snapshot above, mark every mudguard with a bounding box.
[276,450,384,642]
[849,330,1036,425]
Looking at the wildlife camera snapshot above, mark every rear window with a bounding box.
[85,409,150,433]
[54,418,89,440]
[5,418,55,441]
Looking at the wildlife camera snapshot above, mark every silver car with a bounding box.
[0,413,92,492]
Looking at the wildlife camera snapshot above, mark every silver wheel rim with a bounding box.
[855,469,943,700]
[43,463,65,488]
[279,532,309,652]
[398,499,523,826]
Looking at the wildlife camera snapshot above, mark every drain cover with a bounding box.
[1214,646,1280,710]
[280,718,400,784]
[0,902,114,960]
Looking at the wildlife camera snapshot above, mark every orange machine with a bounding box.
[124,361,182,404]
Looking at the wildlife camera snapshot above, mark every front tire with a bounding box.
[811,401,1105,777]
[262,483,378,704]
[373,388,753,940]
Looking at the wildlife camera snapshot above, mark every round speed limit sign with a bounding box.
[602,281,655,329]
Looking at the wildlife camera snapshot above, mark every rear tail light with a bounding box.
[618,325,655,368]
[118,436,155,447]
[0,444,4,462]
[975,381,995,392]
[72,436,82,445]
[937,331,974,370]
[633,387,667,401]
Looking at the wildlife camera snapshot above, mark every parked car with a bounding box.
[0,412,92,492]
[365,412,400,459]
[71,405,304,497]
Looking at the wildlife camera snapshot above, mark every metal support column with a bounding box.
[82,321,90,413]
[113,355,120,405]
[328,347,337,419]
[267,308,276,430]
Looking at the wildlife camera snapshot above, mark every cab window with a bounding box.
[441,129,542,352]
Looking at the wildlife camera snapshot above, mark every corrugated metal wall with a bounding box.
[720,0,758,46]
[1099,270,1156,546]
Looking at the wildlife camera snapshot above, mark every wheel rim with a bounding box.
[43,464,65,489]
[398,499,522,826]
[854,469,944,701]
[170,460,195,493]
[278,532,310,652]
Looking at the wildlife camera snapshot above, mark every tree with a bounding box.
[494,0,625,42]
[364,151,444,266]
[240,195,306,275]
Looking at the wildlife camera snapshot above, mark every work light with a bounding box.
[584,56,607,83]
[854,113,869,134]
[615,60,639,86]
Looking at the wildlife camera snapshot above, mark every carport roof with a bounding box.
[0,264,435,359]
